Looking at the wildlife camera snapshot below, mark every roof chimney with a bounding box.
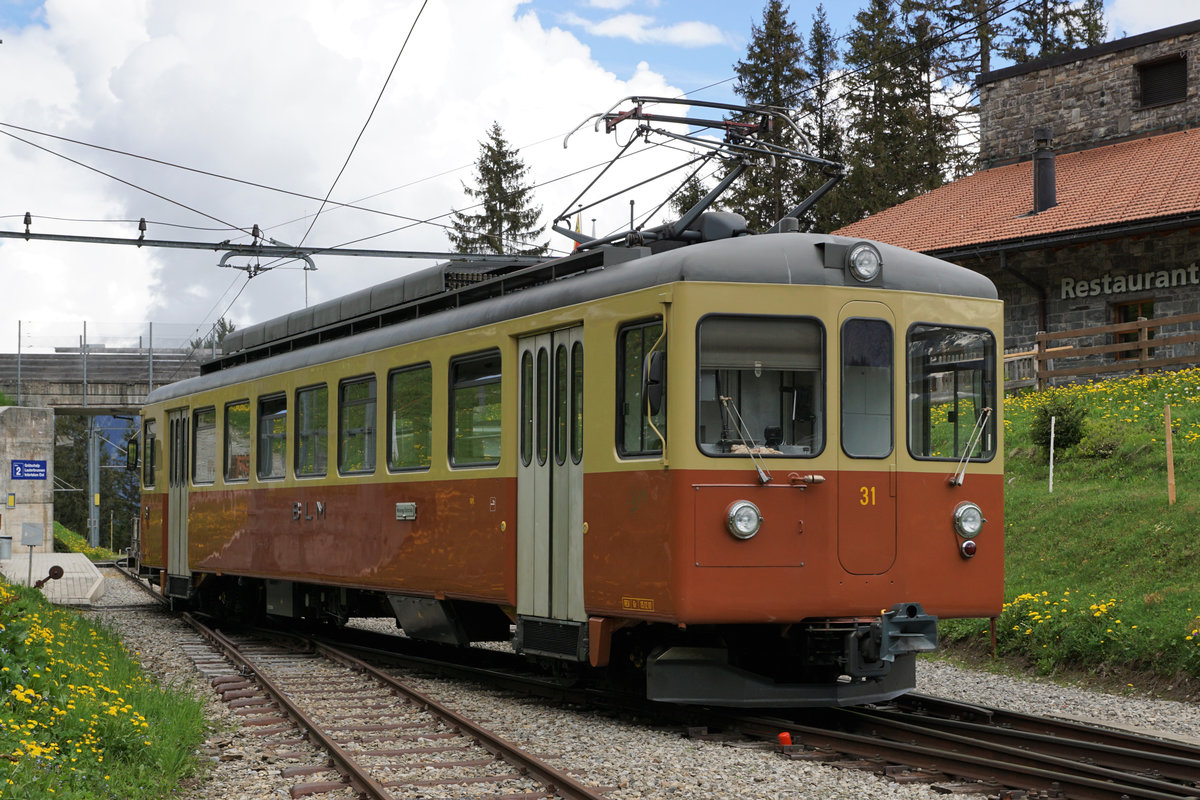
[1033,127,1056,213]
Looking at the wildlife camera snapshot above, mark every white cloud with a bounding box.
[1104,1,1197,38]
[569,12,733,47]
[0,0,697,348]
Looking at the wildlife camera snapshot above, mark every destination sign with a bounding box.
[11,460,47,480]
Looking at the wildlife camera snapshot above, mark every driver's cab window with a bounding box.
[617,318,665,456]
[697,315,823,456]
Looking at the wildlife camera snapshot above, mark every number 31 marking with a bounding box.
[859,486,876,506]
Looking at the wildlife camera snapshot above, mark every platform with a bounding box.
[0,552,106,605]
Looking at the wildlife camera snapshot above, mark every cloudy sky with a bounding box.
[0,0,1193,351]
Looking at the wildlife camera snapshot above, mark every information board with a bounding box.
[11,460,47,480]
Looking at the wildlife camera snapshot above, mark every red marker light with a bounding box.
[960,540,977,558]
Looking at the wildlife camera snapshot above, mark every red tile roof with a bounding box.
[833,128,1200,253]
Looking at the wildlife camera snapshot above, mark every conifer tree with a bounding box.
[840,0,928,219]
[448,122,547,256]
[1002,0,1107,62]
[797,4,849,232]
[726,0,810,233]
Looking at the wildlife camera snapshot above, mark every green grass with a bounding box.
[52,524,120,563]
[0,580,207,798]
[943,368,1200,687]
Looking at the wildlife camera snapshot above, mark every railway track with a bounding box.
[742,694,1200,800]
[179,613,610,800]
[104,568,1198,800]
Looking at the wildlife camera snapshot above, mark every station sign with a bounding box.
[10,460,47,480]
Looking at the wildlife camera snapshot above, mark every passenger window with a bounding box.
[617,319,665,456]
[908,325,996,460]
[295,384,328,477]
[450,350,501,466]
[571,341,584,464]
[192,407,216,484]
[143,418,157,488]
[841,319,893,458]
[224,400,251,482]
[520,351,534,467]
[339,376,377,474]
[697,316,823,457]
[258,394,287,479]
[388,364,432,471]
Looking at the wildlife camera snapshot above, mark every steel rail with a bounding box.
[180,614,394,800]
[315,640,610,800]
[898,691,1200,764]
[840,707,1200,798]
[873,695,1200,786]
[736,714,1193,800]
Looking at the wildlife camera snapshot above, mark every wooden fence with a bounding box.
[1003,311,1200,391]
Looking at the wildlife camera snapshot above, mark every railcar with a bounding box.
[134,99,1003,706]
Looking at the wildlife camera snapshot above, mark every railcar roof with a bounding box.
[146,231,996,405]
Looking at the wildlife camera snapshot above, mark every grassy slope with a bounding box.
[943,368,1200,689]
[0,581,207,798]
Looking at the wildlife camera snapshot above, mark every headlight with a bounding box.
[953,502,985,538]
[847,242,882,282]
[726,500,763,539]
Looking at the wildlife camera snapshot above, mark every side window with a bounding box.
[617,319,665,456]
[450,350,501,467]
[388,364,432,471]
[258,394,287,479]
[908,325,996,461]
[192,407,216,484]
[841,319,893,458]
[224,400,251,482]
[143,418,157,488]
[339,376,377,474]
[295,384,328,477]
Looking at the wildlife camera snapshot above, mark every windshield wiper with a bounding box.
[949,406,992,486]
[719,395,772,485]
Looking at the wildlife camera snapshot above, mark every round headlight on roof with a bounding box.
[953,501,985,538]
[847,242,882,282]
[726,500,763,540]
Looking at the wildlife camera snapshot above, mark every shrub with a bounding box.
[1030,394,1087,456]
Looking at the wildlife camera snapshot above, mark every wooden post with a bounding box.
[1166,403,1176,506]
[1035,330,1047,390]
[1138,317,1149,373]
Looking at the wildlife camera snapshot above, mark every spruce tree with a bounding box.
[448,122,547,256]
[726,0,810,233]
[1002,0,1107,62]
[797,4,848,232]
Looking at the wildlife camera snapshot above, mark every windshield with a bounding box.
[907,324,996,460]
[697,316,823,457]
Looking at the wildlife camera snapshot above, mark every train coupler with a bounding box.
[848,602,938,678]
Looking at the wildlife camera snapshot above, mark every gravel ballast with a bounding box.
[87,569,1200,799]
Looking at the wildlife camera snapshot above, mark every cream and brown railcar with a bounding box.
[138,224,1003,706]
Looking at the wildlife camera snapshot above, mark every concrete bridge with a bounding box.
[0,347,203,414]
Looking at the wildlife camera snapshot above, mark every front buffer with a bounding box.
[645,602,937,707]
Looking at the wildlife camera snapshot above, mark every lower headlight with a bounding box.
[953,501,985,538]
[726,500,763,539]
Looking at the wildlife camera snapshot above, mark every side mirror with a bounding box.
[126,437,139,472]
[644,350,666,417]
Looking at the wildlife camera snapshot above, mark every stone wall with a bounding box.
[979,22,1200,166]
[0,407,55,553]
[961,229,1200,382]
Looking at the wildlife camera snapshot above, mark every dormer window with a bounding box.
[1138,55,1187,108]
